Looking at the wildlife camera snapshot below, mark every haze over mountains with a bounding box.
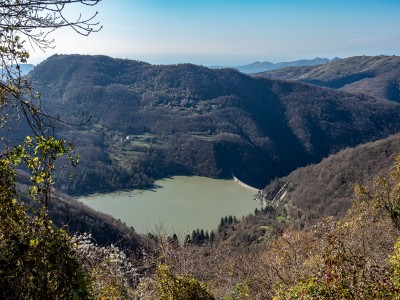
[210,57,340,74]
[0,63,35,77]
[28,54,400,197]
[257,55,400,103]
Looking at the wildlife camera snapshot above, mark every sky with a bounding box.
[28,0,400,66]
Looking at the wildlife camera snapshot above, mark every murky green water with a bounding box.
[78,176,259,236]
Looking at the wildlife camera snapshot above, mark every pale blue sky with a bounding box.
[29,0,400,66]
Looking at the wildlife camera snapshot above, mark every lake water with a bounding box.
[78,176,260,236]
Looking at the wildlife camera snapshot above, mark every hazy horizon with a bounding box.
[30,53,347,67]
[27,0,400,66]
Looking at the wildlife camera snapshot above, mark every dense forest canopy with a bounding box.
[28,54,400,195]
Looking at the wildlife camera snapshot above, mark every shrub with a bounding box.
[155,264,215,300]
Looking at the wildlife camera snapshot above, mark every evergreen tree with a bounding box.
[191,230,197,244]
[184,234,191,246]
[228,215,233,224]
[210,231,215,243]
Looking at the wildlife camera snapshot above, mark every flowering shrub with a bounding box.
[72,233,139,299]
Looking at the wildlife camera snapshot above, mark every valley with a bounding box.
[9,53,400,298]
[28,54,400,198]
[78,175,257,236]
[3,1,400,298]
[18,54,400,248]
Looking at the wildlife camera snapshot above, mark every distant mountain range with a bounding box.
[28,54,400,196]
[17,63,35,76]
[256,55,400,102]
[0,63,35,77]
[210,57,341,74]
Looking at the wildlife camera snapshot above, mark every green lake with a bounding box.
[78,176,260,236]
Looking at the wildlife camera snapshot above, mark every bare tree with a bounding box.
[0,0,102,208]
[0,0,102,55]
[0,0,101,131]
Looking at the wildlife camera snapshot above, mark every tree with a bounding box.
[272,156,400,299]
[0,0,101,207]
[0,0,102,298]
[209,230,215,243]
[0,1,102,58]
[355,154,400,229]
[0,162,92,299]
[155,264,215,300]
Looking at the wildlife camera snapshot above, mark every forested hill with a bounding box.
[256,55,400,102]
[29,54,400,195]
[263,133,400,223]
[16,172,147,250]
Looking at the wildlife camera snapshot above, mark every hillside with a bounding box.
[16,171,148,250]
[29,54,400,195]
[212,133,400,247]
[262,133,400,222]
[257,55,400,102]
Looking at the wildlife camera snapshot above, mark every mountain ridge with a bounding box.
[210,57,340,74]
[263,133,400,223]
[29,54,400,195]
[256,55,400,102]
